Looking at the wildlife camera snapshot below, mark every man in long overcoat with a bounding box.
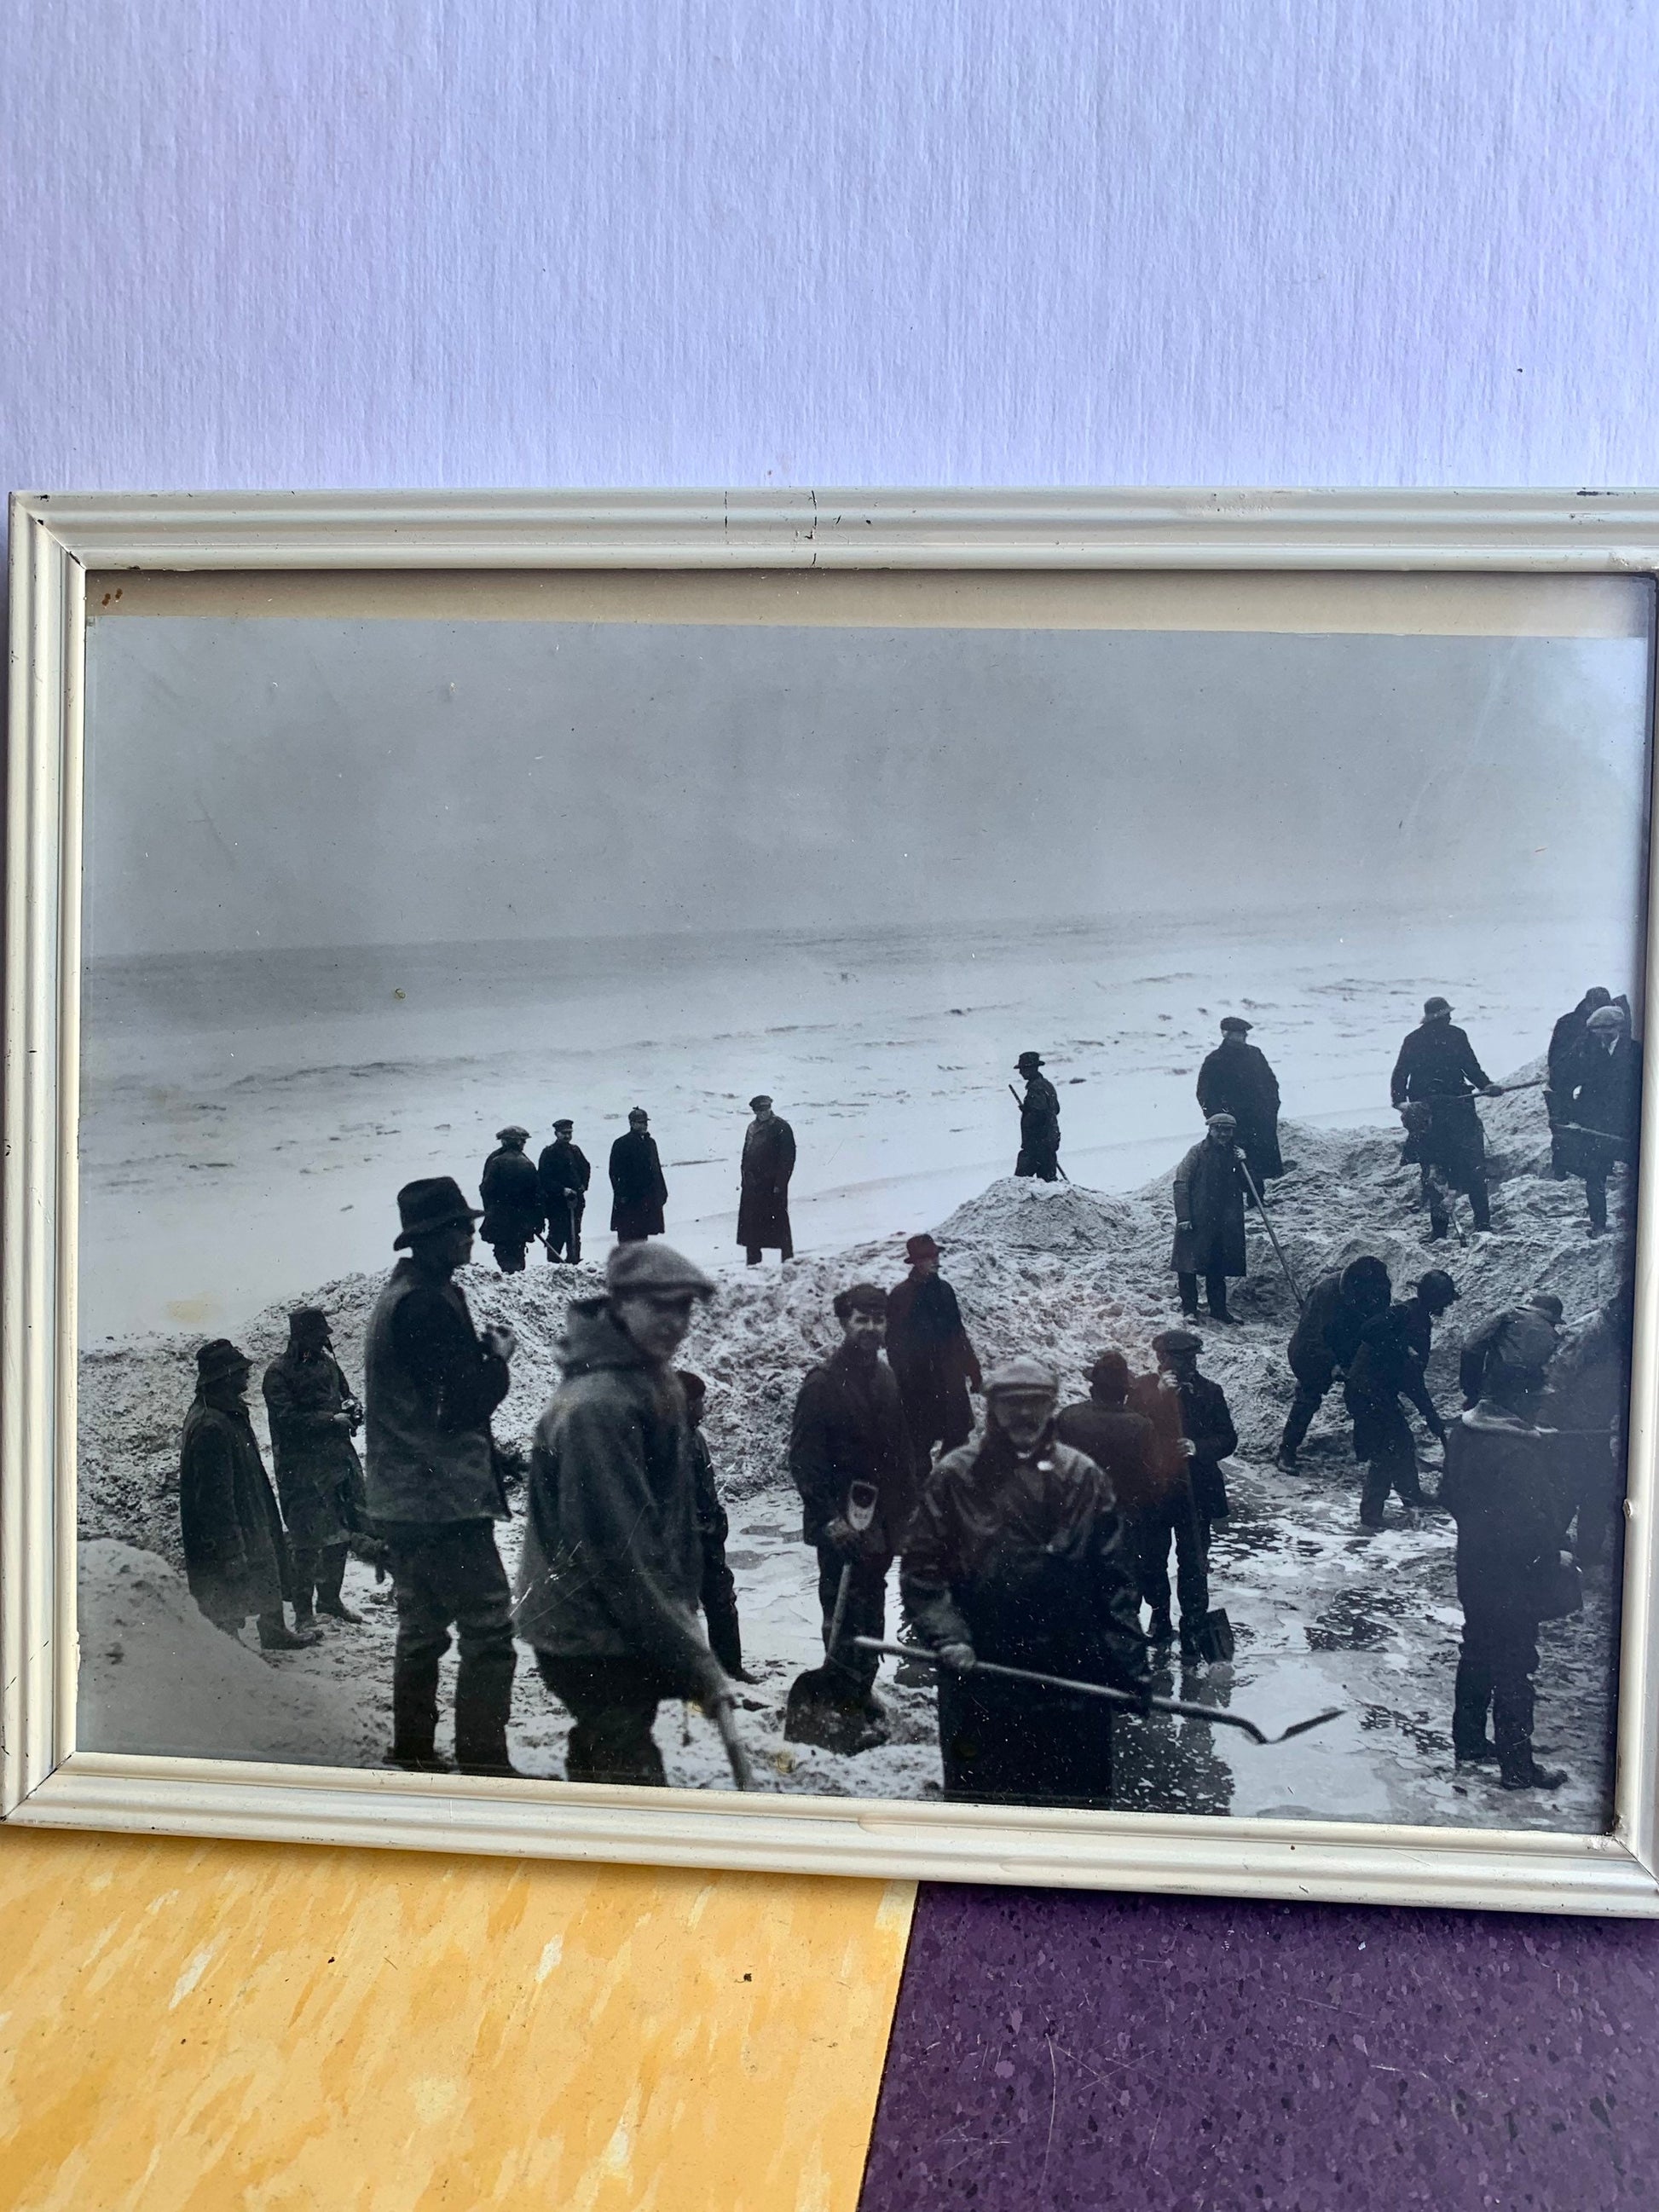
[365,1175,520,1775]
[1391,996,1503,1233]
[609,1107,668,1243]
[479,1125,544,1273]
[1561,1002,1643,1233]
[1195,1017,1285,1190]
[903,1356,1152,1809]
[1275,1256,1392,1470]
[737,1094,796,1263]
[1171,1112,1248,1320]
[514,1245,734,1785]
[789,1283,916,1724]
[886,1233,983,1476]
[1058,1349,1207,1650]
[1546,987,1613,1175]
[262,1305,368,1629]
[536,1118,591,1263]
[1013,1052,1061,1180]
[180,1338,314,1649]
[1442,1310,1572,1790]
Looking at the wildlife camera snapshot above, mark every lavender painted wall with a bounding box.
[6,5,1659,2203]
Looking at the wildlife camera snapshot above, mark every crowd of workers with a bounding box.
[173,985,1639,1811]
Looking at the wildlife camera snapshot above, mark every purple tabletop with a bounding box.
[859,1886,1659,2209]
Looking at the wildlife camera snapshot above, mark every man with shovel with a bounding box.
[787,1283,916,1750]
[901,1355,1151,1808]
[1391,996,1503,1236]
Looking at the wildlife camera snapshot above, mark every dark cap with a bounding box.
[195,1337,251,1383]
[606,1243,716,1299]
[1220,1015,1252,1034]
[1340,1256,1392,1300]
[1423,996,1453,1019]
[627,1106,650,1122]
[1417,1268,1460,1306]
[833,1282,888,1320]
[287,1304,330,1336]
[393,1175,483,1249]
[984,1354,1059,1396]
[905,1233,940,1263]
[552,1118,575,1132]
[495,1125,530,1145]
[1526,1291,1564,1325]
[749,1094,773,1111]
[1089,1349,1131,1398]
[1152,1327,1203,1359]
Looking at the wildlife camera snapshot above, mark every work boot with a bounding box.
[291,1603,319,1635]
[257,1614,320,1651]
[1358,1510,1385,1532]
[1274,1447,1299,1474]
[1500,1759,1568,1792]
[1145,1608,1175,1645]
[318,1597,365,1624]
[1178,1626,1204,1664]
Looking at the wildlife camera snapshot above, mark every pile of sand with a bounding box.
[77,1539,379,1766]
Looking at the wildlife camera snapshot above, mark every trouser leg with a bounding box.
[388,1547,452,1763]
[1358,1459,1393,1525]
[1489,1620,1540,1782]
[745,1245,762,1264]
[1453,1623,1497,1757]
[1280,1383,1324,1458]
[1171,1495,1211,1632]
[1585,1171,1609,1231]
[1466,1171,1491,1232]
[1205,1271,1230,1319]
[445,1527,517,1770]
[535,1655,669,1787]
[314,1542,350,1610]
[1423,1167,1449,1239]
[1176,1271,1200,1315]
[1135,1513,1172,1617]
[289,1546,321,1622]
[816,1546,886,1699]
[701,1551,743,1678]
[778,1221,794,1261]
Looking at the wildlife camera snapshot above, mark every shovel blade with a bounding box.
[1269,1706,1344,1745]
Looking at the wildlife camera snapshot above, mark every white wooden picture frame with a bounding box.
[6,487,1659,1914]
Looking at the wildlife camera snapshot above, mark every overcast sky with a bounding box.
[84,615,1650,958]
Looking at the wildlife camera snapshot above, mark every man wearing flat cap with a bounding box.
[737,1094,796,1264]
[886,1233,983,1478]
[479,1125,544,1273]
[789,1284,916,1725]
[609,1107,669,1244]
[903,1355,1151,1807]
[1170,1113,1249,1321]
[537,1118,591,1264]
[364,1175,520,1774]
[1013,1052,1062,1181]
[1559,1001,1642,1234]
[262,1305,368,1631]
[516,1242,737,1785]
[1195,1018,1286,1195]
[1391,997,1502,1235]
[180,1338,315,1649]
[1130,1330,1239,1594]
[1059,1349,1207,1651]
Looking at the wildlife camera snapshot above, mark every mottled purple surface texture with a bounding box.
[860,1886,1659,2210]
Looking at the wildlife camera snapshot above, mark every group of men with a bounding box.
[476,1096,798,1273]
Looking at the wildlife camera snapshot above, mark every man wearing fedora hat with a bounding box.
[1012,1053,1061,1181]
[902,1354,1150,1807]
[885,1233,983,1477]
[515,1242,733,1784]
[737,1094,796,1264]
[479,1125,544,1273]
[179,1338,315,1650]
[364,1176,521,1774]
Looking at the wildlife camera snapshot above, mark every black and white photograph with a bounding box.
[73,569,1652,1835]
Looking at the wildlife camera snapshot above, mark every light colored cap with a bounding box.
[605,1242,716,1299]
[1587,1005,1627,1031]
[983,1354,1059,1396]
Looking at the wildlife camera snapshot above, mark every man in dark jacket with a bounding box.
[1391,996,1503,1234]
[536,1118,591,1264]
[1275,1256,1392,1470]
[789,1283,916,1718]
[1442,1309,1572,1789]
[679,1369,749,1682]
[262,1305,368,1630]
[1546,986,1613,1175]
[365,1175,520,1775]
[479,1125,544,1273]
[737,1094,796,1263]
[609,1107,668,1243]
[1013,1051,1061,1180]
[903,1355,1152,1808]
[1344,1272,1457,1527]
[1171,1112,1248,1320]
[1460,1292,1564,1407]
[515,1245,734,1785]
[1058,1349,1206,1650]
[180,1339,315,1649]
[1195,1017,1285,1193]
[886,1233,983,1477]
[1562,1002,1642,1233]
[1130,1329,1239,1587]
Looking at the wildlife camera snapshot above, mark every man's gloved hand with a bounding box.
[824,1515,858,1556]
[938,1642,976,1672]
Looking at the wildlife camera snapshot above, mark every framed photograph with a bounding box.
[6,489,1658,1913]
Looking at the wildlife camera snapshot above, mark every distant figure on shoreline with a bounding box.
[1012,1051,1061,1181]
[537,1118,590,1264]
[737,1094,796,1264]
[1195,1016,1286,1198]
[479,1125,543,1273]
[610,1107,668,1244]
